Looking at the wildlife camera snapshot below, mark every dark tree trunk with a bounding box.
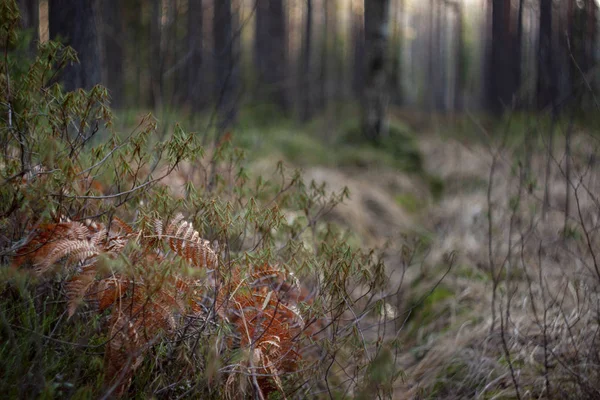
[187,0,204,112]
[101,0,124,108]
[49,0,101,91]
[362,0,391,142]
[488,0,517,113]
[390,0,403,104]
[299,0,312,122]
[214,0,237,132]
[351,4,364,99]
[537,0,557,110]
[17,0,38,52]
[317,0,327,110]
[514,0,524,103]
[149,0,163,110]
[255,0,288,111]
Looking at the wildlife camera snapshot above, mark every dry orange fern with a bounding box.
[13,214,316,398]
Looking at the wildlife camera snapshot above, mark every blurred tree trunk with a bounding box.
[569,0,597,93]
[125,0,145,107]
[390,0,403,104]
[101,0,124,108]
[255,0,288,112]
[362,0,391,142]
[428,0,435,111]
[537,0,557,110]
[488,0,517,113]
[49,0,101,91]
[299,0,312,122]
[435,1,446,111]
[149,0,163,110]
[214,0,237,132]
[449,1,464,112]
[514,0,523,105]
[17,0,38,52]
[351,3,365,98]
[186,0,204,112]
[317,0,327,110]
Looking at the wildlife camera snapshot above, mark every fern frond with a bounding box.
[34,239,99,275]
[166,213,217,269]
[65,263,97,318]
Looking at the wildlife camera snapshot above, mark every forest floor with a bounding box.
[296,129,499,398]
[265,111,600,399]
[113,108,599,399]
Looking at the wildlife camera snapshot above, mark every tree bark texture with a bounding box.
[362,0,391,142]
[49,0,101,91]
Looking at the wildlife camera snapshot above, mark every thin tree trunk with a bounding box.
[351,3,364,98]
[214,0,237,133]
[101,0,124,108]
[254,0,287,111]
[187,0,204,111]
[450,1,464,111]
[362,0,391,142]
[428,0,435,111]
[435,1,446,111]
[489,0,515,113]
[149,0,163,110]
[515,0,524,106]
[49,0,101,91]
[390,0,403,104]
[318,0,328,111]
[537,0,556,110]
[299,0,313,122]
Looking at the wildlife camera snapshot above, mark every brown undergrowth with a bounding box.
[11,213,318,398]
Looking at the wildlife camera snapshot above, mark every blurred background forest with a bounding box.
[16,0,600,132]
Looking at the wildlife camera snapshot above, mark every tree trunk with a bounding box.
[435,1,446,111]
[537,0,557,110]
[362,0,391,142]
[49,0,101,91]
[351,3,365,98]
[390,0,403,104]
[187,0,204,111]
[299,0,312,122]
[255,0,288,111]
[149,0,163,110]
[514,0,524,105]
[101,0,123,108]
[450,1,464,112]
[428,0,437,111]
[214,0,237,132]
[488,0,516,113]
[318,0,327,111]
